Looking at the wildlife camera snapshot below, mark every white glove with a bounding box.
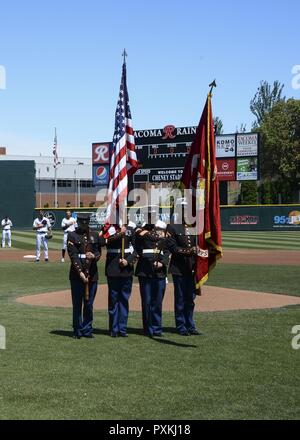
[108,226,117,236]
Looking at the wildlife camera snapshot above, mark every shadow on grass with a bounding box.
[50,327,198,348]
[50,328,109,338]
[127,327,198,348]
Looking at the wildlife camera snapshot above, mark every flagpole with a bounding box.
[121,48,127,226]
[54,127,58,208]
[208,79,217,96]
[105,50,138,226]
[122,48,127,64]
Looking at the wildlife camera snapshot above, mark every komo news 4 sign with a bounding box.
[92,143,110,186]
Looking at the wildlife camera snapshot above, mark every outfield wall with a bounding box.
[221,205,300,231]
[0,161,36,228]
[34,204,300,232]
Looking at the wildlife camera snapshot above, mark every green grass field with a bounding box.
[0,231,299,420]
[5,230,300,250]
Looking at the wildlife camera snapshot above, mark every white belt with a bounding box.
[78,254,86,259]
[107,248,133,254]
[142,249,161,254]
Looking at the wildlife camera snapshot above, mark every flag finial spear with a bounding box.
[122,49,128,64]
[209,80,217,95]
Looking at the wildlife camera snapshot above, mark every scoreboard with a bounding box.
[92,125,259,186]
[133,125,259,184]
[134,142,193,183]
[133,125,196,184]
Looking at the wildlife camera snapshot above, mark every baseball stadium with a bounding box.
[0,147,299,420]
[1,0,300,424]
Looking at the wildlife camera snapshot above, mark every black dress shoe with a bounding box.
[119,333,128,337]
[83,334,95,338]
[73,335,81,339]
[153,333,163,337]
[110,332,118,337]
[179,331,190,336]
[189,329,201,336]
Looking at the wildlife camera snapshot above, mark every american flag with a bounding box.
[105,61,138,224]
[53,128,59,168]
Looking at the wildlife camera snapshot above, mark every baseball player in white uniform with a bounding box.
[61,210,77,262]
[1,216,13,248]
[33,210,52,262]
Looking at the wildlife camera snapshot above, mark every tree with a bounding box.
[240,181,258,205]
[250,80,285,127]
[258,178,277,204]
[213,117,224,135]
[236,123,247,133]
[259,99,300,202]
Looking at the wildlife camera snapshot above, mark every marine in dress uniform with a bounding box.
[101,221,137,337]
[67,212,102,339]
[166,219,201,336]
[135,219,170,337]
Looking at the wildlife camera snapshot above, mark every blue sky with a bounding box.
[0,0,299,157]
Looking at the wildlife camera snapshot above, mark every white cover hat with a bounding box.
[155,220,167,230]
[127,220,136,229]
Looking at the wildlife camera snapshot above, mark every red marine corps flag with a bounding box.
[181,83,223,288]
[105,52,138,225]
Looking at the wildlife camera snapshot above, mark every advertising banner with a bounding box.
[272,209,300,229]
[221,205,300,231]
[92,143,110,164]
[216,135,236,158]
[236,158,258,181]
[237,133,258,157]
[92,143,110,186]
[93,164,109,186]
[216,159,236,181]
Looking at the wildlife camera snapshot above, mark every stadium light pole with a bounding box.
[77,162,84,208]
[38,168,42,208]
[74,168,77,207]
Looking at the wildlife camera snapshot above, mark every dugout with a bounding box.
[0,161,35,228]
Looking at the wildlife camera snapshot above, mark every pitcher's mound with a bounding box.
[16,283,300,312]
